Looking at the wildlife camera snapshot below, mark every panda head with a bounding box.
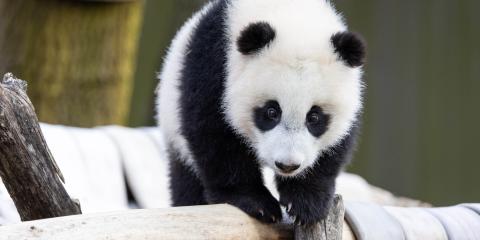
[223,0,366,177]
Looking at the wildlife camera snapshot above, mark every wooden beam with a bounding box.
[0,204,357,240]
[0,73,81,221]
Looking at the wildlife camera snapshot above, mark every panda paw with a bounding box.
[206,186,282,224]
[280,191,332,226]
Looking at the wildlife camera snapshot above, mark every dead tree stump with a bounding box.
[0,73,81,221]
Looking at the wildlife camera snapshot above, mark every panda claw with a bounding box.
[287,203,292,212]
[271,216,276,222]
[259,209,264,217]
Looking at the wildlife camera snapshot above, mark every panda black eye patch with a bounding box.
[254,100,282,132]
[306,106,330,137]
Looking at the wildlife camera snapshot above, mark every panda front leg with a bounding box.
[168,153,207,206]
[276,168,337,225]
[196,149,282,223]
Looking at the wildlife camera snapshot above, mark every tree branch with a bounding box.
[0,73,81,221]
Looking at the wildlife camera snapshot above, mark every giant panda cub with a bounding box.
[157,0,366,225]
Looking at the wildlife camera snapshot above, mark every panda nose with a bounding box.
[275,162,300,173]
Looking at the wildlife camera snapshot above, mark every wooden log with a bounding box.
[295,195,345,240]
[0,73,81,221]
[0,204,357,240]
[0,204,290,240]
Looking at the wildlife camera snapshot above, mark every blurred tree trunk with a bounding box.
[0,0,144,127]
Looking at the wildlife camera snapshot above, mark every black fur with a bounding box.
[168,148,207,206]
[306,106,330,138]
[177,0,281,223]
[254,100,282,132]
[331,32,366,67]
[237,22,276,55]
[169,0,358,225]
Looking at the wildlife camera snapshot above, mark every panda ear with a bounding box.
[237,22,276,55]
[331,32,366,67]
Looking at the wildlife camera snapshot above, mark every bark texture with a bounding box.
[0,0,144,127]
[295,195,346,240]
[0,73,81,221]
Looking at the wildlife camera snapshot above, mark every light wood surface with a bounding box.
[0,204,358,240]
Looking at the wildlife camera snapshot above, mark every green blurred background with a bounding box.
[1,0,479,206]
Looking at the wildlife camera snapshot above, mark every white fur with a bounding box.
[156,2,215,166]
[223,0,363,176]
